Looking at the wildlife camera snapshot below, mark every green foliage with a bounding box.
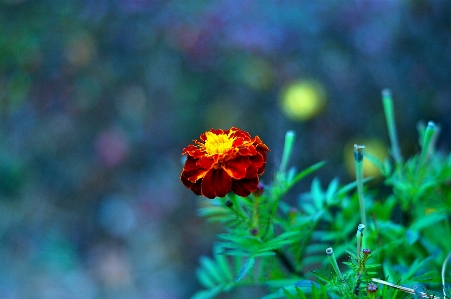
[191,90,451,299]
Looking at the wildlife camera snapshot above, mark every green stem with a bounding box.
[228,195,251,225]
[356,224,365,257]
[354,144,367,227]
[418,121,436,168]
[279,130,296,175]
[326,247,343,281]
[382,89,403,166]
[252,195,259,229]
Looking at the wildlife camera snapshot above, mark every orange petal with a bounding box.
[231,177,259,197]
[183,144,205,158]
[201,168,232,199]
[223,156,251,179]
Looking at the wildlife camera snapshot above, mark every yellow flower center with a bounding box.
[203,131,235,156]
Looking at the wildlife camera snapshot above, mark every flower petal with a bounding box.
[238,145,257,156]
[201,168,232,199]
[231,177,259,197]
[184,146,205,159]
[182,156,208,182]
[196,156,215,169]
[223,156,251,179]
[181,173,202,195]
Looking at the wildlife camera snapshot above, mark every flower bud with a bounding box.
[250,228,259,236]
[253,182,264,197]
[366,283,378,294]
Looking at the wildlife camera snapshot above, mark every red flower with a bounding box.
[181,127,269,199]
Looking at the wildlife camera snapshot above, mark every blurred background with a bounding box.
[1,0,451,298]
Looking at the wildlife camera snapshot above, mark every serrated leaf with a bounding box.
[235,256,255,282]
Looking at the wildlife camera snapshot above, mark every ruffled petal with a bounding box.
[181,127,269,198]
[223,156,251,179]
[183,144,205,158]
[249,151,264,169]
[196,156,215,169]
[182,156,208,182]
[181,173,202,195]
[231,177,259,197]
[230,127,251,140]
[201,168,232,199]
[238,145,257,156]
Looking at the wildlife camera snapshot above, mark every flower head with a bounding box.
[181,127,269,199]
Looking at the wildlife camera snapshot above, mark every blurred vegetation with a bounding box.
[0,1,451,298]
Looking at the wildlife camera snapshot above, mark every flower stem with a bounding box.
[279,130,296,174]
[354,144,367,227]
[228,195,251,225]
[418,121,437,168]
[381,89,403,166]
[356,224,365,257]
[252,195,259,229]
[441,251,451,298]
[326,247,343,281]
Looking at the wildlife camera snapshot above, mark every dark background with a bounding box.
[1,1,450,298]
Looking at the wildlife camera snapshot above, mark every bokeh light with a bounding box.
[280,80,327,121]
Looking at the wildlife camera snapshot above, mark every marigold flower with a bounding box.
[181,127,269,199]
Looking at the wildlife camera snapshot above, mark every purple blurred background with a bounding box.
[1,1,450,298]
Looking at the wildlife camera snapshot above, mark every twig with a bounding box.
[372,278,441,299]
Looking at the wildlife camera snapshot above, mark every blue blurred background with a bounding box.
[1,1,451,298]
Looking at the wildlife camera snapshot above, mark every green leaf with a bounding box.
[325,178,339,205]
[288,161,326,188]
[295,286,308,299]
[214,247,234,282]
[235,256,255,282]
[197,267,217,289]
[199,256,224,284]
[282,288,295,299]
[409,211,447,231]
[337,177,373,197]
[190,285,223,299]
[311,178,324,209]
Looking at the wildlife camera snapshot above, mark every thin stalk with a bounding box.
[382,89,403,166]
[354,144,367,227]
[228,195,251,225]
[252,195,259,229]
[442,251,451,298]
[279,130,296,174]
[418,121,437,168]
[356,224,365,258]
[326,247,343,281]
